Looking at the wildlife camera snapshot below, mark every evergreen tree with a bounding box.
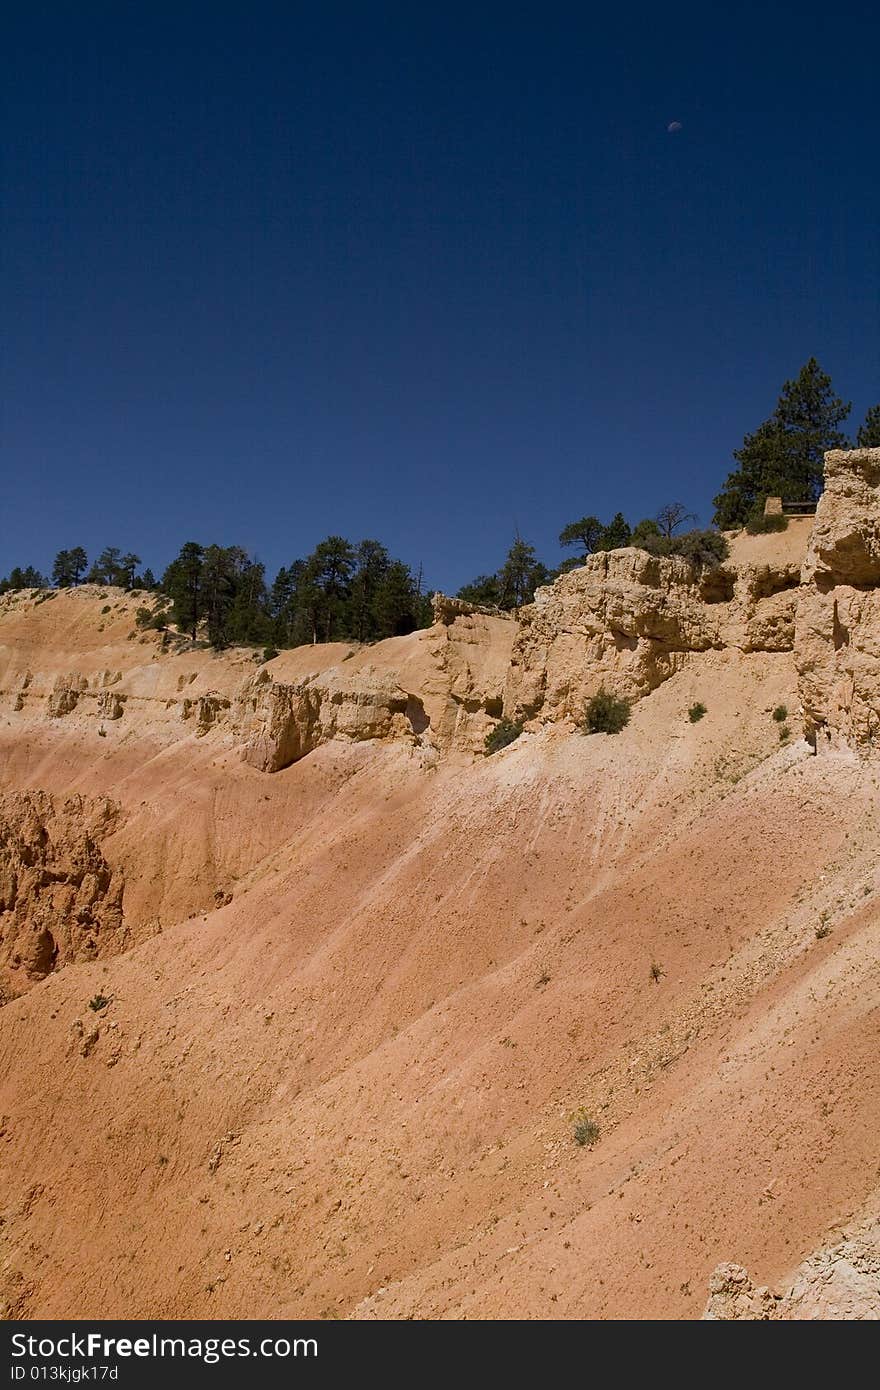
[268,564,299,645]
[498,538,550,610]
[308,536,356,642]
[226,555,271,646]
[456,573,503,607]
[713,358,851,528]
[69,547,88,585]
[349,540,391,641]
[140,568,157,590]
[558,515,604,562]
[88,547,124,584]
[52,548,87,587]
[200,545,239,647]
[630,518,662,549]
[52,551,72,587]
[595,512,632,551]
[857,404,880,447]
[372,560,419,636]
[1,566,46,592]
[120,552,141,588]
[291,562,324,646]
[162,542,205,638]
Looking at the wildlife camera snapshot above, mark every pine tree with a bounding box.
[595,512,632,551]
[162,542,205,638]
[269,564,297,645]
[226,555,271,646]
[1,566,46,592]
[857,404,880,447]
[120,553,141,588]
[713,359,851,528]
[372,560,418,637]
[630,518,662,549]
[52,548,87,587]
[558,516,604,562]
[308,536,356,642]
[349,540,391,641]
[69,548,88,585]
[52,551,72,587]
[291,563,324,646]
[88,547,124,584]
[498,538,550,610]
[456,573,503,607]
[200,545,238,647]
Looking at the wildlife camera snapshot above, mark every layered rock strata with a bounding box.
[795,448,880,751]
[504,547,800,723]
[0,791,126,1000]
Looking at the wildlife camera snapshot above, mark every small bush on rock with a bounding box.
[746,511,789,535]
[772,704,788,722]
[635,528,729,569]
[484,717,524,755]
[673,529,729,569]
[688,702,707,723]
[573,1111,600,1147]
[135,606,170,631]
[582,688,630,735]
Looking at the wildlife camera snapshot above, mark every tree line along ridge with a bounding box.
[2,360,878,650]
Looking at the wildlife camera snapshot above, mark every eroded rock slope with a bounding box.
[796,447,880,751]
[0,450,877,1320]
[0,791,125,1001]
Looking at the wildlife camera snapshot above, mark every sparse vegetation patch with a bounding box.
[582,688,630,735]
[572,1111,600,1147]
[484,717,524,755]
[746,511,789,534]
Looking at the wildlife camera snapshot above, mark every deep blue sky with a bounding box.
[3,3,878,592]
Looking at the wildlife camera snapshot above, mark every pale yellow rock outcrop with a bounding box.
[0,790,126,1000]
[796,447,880,751]
[504,545,800,723]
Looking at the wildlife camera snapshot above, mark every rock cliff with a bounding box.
[0,586,514,770]
[1,461,880,1321]
[796,447,880,751]
[704,1214,880,1319]
[8,455,880,773]
[504,544,801,723]
[0,791,126,1001]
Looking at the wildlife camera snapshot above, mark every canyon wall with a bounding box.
[796,447,880,752]
[0,450,878,1320]
[504,543,801,722]
[3,449,879,789]
[0,791,126,1002]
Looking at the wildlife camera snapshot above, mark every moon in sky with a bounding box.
[667,120,683,132]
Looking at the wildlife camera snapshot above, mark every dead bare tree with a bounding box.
[656,502,697,540]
